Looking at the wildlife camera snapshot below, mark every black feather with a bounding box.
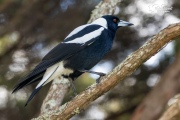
[13,39,97,94]
[12,71,44,93]
[25,86,42,106]
[63,25,101,42]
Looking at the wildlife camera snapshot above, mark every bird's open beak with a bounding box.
[118,20,133,27]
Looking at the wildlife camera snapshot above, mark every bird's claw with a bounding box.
[96,74,105,83]
[70,93,77,100]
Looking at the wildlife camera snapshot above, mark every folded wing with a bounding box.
[12,25,104,93]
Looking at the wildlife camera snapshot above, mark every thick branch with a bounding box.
[33,22,180,119]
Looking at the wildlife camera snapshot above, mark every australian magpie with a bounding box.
[12,15,133,106]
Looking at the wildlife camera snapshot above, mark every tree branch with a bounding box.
[40,77,70,115]
[159,94,180,120]
[33,21,180,119]
[131,50,180,120]
[88,0,121,23]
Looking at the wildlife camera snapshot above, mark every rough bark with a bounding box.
[159,94,180,120]
[131,50,180,120]
[40,77,70,115]
[39,0,122,117]
[88,0,121,23]
[33,22,180,120]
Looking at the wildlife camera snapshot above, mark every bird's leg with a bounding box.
[69,78,77,97]
[79,70,106,76]
[78,70,106,83]
[96,77,101,84]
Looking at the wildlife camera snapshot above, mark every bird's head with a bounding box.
[92,15,133,32]
[103,15,133,32]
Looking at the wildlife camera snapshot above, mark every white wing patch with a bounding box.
[65,18,107,40]
[36,61,73,89]
[65,24,90,39]
[63,27,104,44]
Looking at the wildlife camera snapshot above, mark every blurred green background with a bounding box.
[0,0,179,120]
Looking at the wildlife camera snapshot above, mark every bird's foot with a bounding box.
[96,74,106,83]
[79,70,106,76]
[70,93,77,100]
[78,69,106,84]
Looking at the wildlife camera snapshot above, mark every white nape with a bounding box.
[91,18,108,29]
[64,27,104,44]
[64,17,107,40]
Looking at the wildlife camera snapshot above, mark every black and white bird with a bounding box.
[12,15,133,106]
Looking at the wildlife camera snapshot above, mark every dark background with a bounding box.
[0,0,179,120]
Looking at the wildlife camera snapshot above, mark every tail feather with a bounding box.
[25,86,42,106]
[12,71,45,93]
[24,66,59,106]
[13,62,60,106]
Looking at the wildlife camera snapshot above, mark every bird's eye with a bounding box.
[113,19,117,23]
